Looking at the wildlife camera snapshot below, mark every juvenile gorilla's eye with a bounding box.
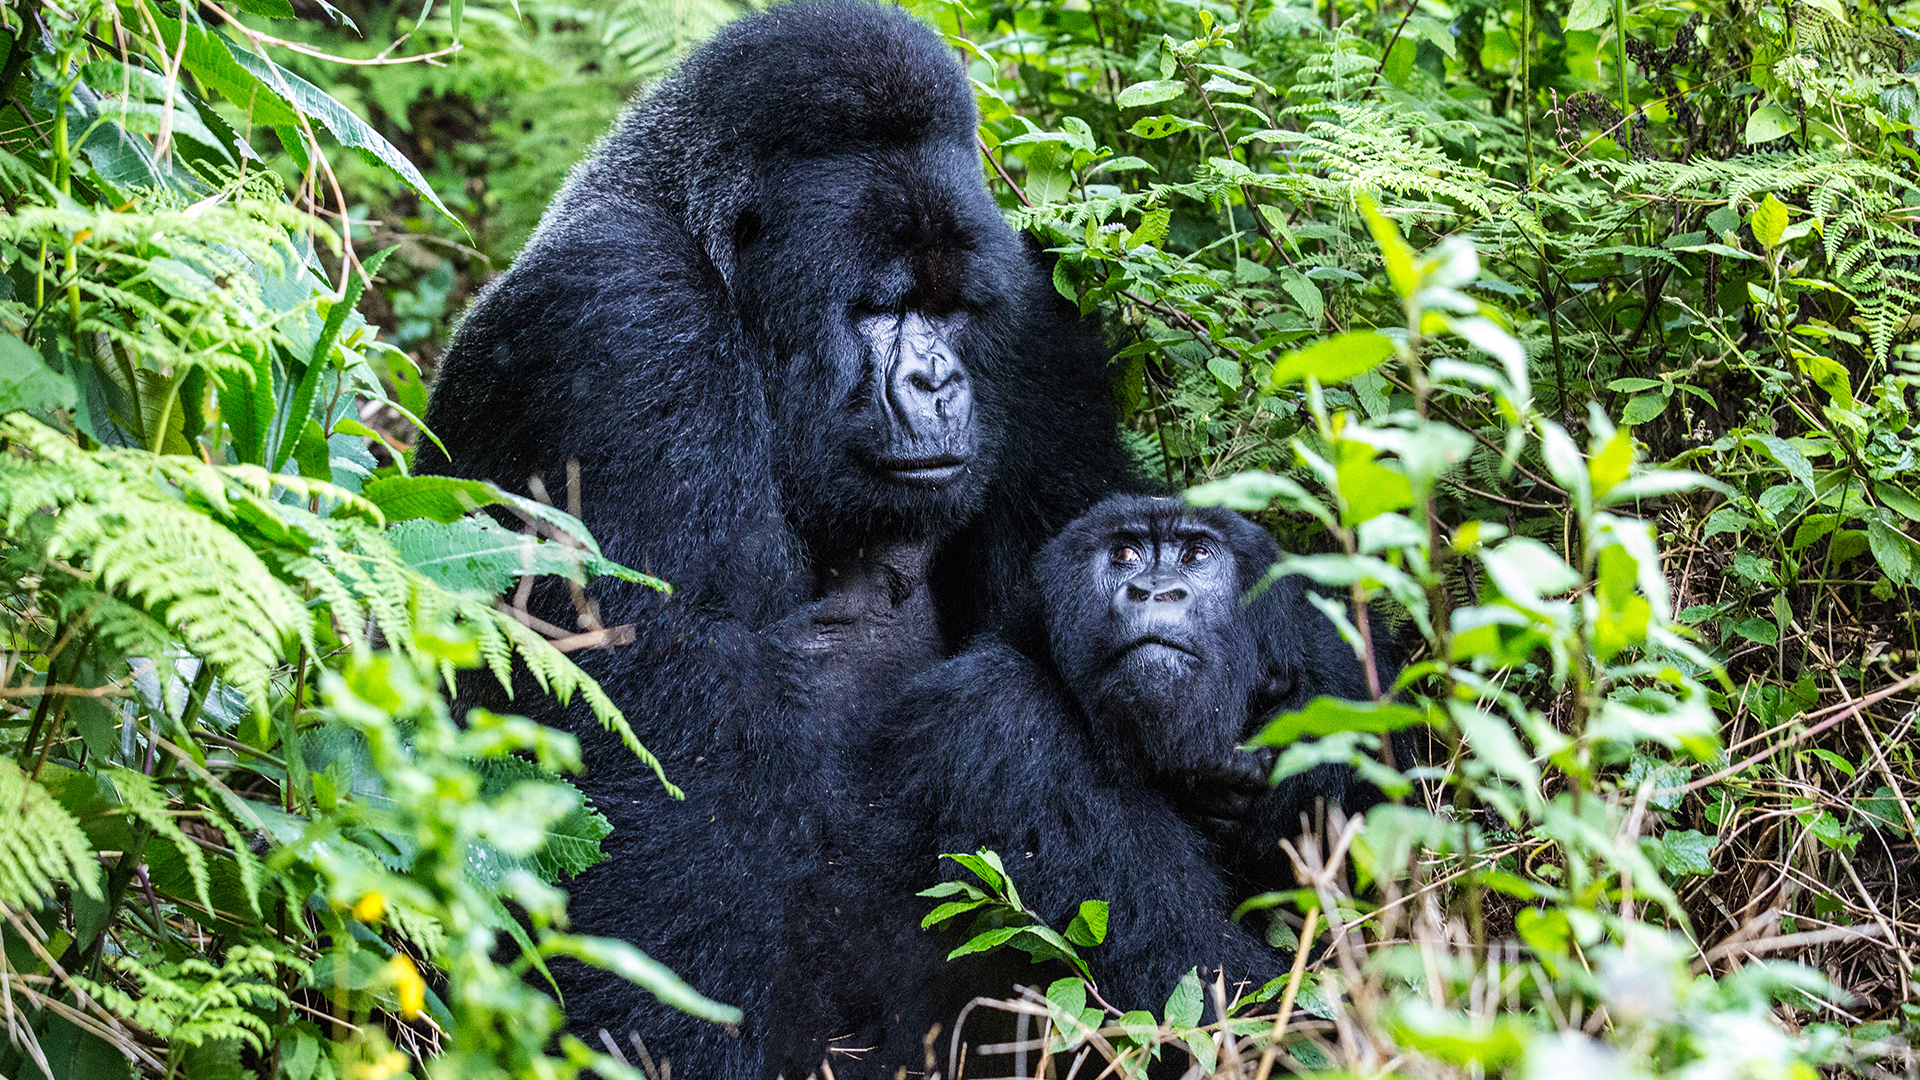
[1181,542,1211,564]
[1112,545,1142,564]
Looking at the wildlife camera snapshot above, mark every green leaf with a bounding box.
[1128,115,1207,139]
[1359,196,1417,299]
[1868,518,1915,583]
[1128,208,1171,248]
[1743,435,1815,494]
[364,476,521,523]
[1279,269,1324,323]
[1856,786,1909,838]
[542,935,741,1023]
[1478,536,1579,606]
[1164,969,1204,1028]
[1797,807,1859,853]
[1116,80,1185,108]
[153,19,298,128]
[1064,899,1109,947]
[0,759,103,908]
[474,757,612,881]
[1745,105,1794,144]
[1751,193,1790,248]
[921,899,989,928]
[1619,392,1669,425]
[1565,0,1611,31]
[1195,355,1242,396]
[1336,452,1414,525]
[1022,142,1073,204]
[1655,829,1715,876]
[1390,1001,1529,1066]
[1873,481,1920,523]
[0,335,78,414]
[1450,702,1539,789]
[1252,697,1431,747]
[223,45,458,224]
[1184,471,1331,523]
[388,517,638,597]
[231,0,296,15]
[1728,617,1778,645]
[1266,332,1397,391]
[945,924,1025,961]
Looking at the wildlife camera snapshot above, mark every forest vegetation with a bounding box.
[0,0,1916,1076]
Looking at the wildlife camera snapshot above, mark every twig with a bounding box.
[1700,923,1886,965]
[1664,671,1920,795]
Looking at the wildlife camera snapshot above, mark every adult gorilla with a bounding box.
[416,3,1137,1076]
[804,496,1403,1078]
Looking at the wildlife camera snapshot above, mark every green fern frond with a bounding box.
[109,767,213,915]
[0,758,104,908]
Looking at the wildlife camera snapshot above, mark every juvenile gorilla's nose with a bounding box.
[1116,571,1194,631]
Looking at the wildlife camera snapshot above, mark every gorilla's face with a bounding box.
[1041,499,1275,776]
[732,141,1018,552]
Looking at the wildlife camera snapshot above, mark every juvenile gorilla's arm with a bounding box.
[821,641,1289,1078]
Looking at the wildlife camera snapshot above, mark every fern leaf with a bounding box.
[0,758,104,907]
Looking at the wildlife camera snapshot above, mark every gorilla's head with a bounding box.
[629,1,1026,551]
[1035,496,1287,778]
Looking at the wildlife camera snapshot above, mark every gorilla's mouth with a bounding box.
[1122,636,1201,663]
[873,453,970,486]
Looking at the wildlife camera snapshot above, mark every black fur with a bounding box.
[802,496,1400,1078]
[415,4,1138,1077]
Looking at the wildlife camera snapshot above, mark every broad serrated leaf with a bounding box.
[1164,969,1204,1027]
[222,44,457,224]
[1065,899,1109,946]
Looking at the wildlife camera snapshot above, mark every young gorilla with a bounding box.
[415,4,1139,1076]
[800,496,1396,1079]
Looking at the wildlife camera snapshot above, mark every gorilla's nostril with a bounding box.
[1125,583,1152,602]
[1155,587,1189,603]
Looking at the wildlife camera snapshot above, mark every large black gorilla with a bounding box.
[415,3,1139,1076]
[801,496,1406,1078]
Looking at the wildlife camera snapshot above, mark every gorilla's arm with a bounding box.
[420,186,824,760]
[1211,576,1416,891]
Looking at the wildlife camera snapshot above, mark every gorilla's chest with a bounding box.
[791,540,945,717]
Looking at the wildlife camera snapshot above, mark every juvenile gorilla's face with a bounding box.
[1042,499,1275,776]
[735,143,1017,551]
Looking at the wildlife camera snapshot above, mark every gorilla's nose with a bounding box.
[1116,571,1194,631]
[887,328,972,441]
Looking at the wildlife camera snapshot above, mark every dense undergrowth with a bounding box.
[0,0,1916,1077]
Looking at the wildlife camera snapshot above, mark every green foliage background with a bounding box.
[1,0,1917,1076]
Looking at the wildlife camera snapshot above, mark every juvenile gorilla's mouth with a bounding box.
[872,453,970,486]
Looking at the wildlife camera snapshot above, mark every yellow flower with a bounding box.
[352,892,386,923]
[387,953,426,1020]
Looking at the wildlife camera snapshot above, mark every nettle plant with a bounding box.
[0,2,726,1077]
[939,210,1851,1079]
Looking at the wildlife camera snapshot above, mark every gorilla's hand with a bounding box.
[1154,749,1276,821]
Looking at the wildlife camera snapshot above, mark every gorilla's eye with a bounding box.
[1181,542,1212,564]
[1111,545,1142,565]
